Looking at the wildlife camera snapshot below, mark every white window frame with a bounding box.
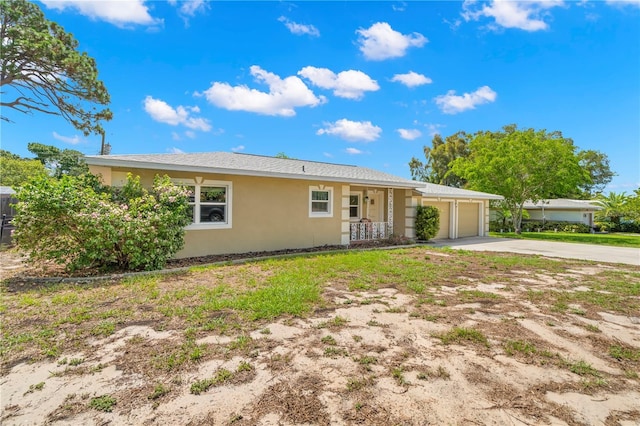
[172,178,233,229]
[349,191,362,221]
[309,186,333,218]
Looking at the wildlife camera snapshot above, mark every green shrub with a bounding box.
[415,205,440,241]
[13,173,190,272]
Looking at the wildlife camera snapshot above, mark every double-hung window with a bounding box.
[174,179,232,228]
[349,192,362,220]
[309,186,333,217]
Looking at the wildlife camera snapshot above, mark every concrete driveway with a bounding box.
[431,237,640,266]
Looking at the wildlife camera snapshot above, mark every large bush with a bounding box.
[415,205,440,241]
[13,173,190,272]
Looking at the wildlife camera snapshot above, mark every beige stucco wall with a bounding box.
[89,166,343,258]
[421,200,451,239]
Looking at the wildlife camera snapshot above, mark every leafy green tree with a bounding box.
[0,0,112,135]
[0,150,48,187]
[595,192,629,230]
[620,188,640,225]
[13,174,191,272]
[452,125,586,234]
[27,142,88,177]
[274,152,292,159]
[575,150,615,198]
[415,205,440,240]
[409,132,470,187]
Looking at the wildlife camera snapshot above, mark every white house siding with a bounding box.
[527,209,592,225]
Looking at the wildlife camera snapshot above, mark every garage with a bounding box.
[457,202,480,238]
[422,201,450,239]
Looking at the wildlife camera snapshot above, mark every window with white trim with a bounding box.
[349,192,361,220]
[309,186,333,217]
[173,178,232,228]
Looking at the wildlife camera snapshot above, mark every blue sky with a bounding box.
[2,0,639,193]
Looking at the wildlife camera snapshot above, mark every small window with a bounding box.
[309,186,333,217]
[349,193,361,220]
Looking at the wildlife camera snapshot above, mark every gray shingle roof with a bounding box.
[0,186,16,195]
[85,152,420,188]
[523,199,602,210]
[416,183,503,200]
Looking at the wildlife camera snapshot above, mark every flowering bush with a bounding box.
[13,173,190,272]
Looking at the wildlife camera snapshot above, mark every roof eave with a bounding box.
[85,158,418,188]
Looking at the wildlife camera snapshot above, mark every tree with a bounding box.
[452,125,586,234]
[0,149,48,187]
[27,142,88,177]
[620,188,640,229]
[409,132,470,187]
[575,150,615,198]
[595,192,629,230]
[275,152,292,159]
[0,0,112,135]
[13,174,191,272]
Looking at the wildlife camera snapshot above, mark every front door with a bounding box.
[368,192,384,223]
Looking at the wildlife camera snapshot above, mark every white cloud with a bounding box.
[323,152,334,158]
[168,147,185,154]
[356,22,427,61]
[316,119,382,142]
[278,16,320,37]
[178,0,208,17]
[298,67,379,100]
[397,129,422,140]
[41,0,161,27]
[392,2,407,12]
[425,123,445,136]
[434,86,497,114]
[462,0,564,31]
[171,132,181,141]
[143,96,212,131]
[345,148,364,155]
[231,145,245,152]
[201,66,326,117]
[52,131,81,145]
[391,71,432,88]
[185,130,196,139]
[606,0,640,6]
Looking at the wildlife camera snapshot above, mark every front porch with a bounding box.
[349,221,392,241]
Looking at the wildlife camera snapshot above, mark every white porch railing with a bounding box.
[350,222,390,241]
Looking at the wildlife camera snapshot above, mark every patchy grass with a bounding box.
[2,246,640,425]
[436,327,490,348]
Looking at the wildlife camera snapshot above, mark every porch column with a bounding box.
[387,188,394,237]
[404,189,416,239]
[341,185,351,245]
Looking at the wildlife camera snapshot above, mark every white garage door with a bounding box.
[458,203,480,238]
[422,201,450,239]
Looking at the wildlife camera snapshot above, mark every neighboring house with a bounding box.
[1,186,17,246]
[85,152,500,258]
[0,186,17,218]
[522,199,602,227]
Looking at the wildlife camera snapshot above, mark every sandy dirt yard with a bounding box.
[1,247,639,425]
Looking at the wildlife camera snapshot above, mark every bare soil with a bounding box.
[1,248,639,425]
